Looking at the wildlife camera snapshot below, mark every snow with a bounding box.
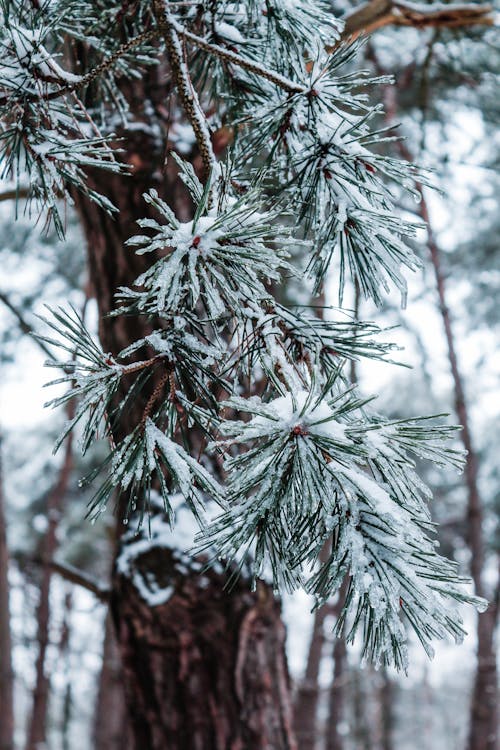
[242,390,350,443]
[214,21,245,44]
[115,494,202,607]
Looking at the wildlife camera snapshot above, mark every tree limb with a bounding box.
[0,188,30,202]
[0,291,55,360]
[49,559,110,602]
[341,0,494,39]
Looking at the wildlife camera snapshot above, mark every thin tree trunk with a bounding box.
[25,408,75,750]
[378,667,394,750]
[374,57,498,748]
[93,610,130,750]
[58,590,72,750]
[415,183,498,750]
[72,63,297,748]
[325,629,347,750]
[293,604,329,750]
[0,431,15,750]
[351,669,372,750]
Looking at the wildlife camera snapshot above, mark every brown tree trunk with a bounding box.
[293,604,329,750]
[325,636,347,750]
[113,545,296,750]
[467,572,499,750]
[0,432,15,750]
[25,412,75,750]
[58,590,72,750]
[416,187,498,750]
[72,65,296,748]
[93,610,130,750]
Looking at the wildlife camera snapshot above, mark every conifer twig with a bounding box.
[152,1,216,180]
[0,29,156,107]
[170,19,305,95]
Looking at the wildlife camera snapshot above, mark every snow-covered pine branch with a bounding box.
[5,0,484,668]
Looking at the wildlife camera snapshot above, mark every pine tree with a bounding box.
[0,1,488,746]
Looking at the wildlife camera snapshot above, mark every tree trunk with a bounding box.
[93,610,130,750]
[417,189,498,750]
[0,432,15,750]
[325,636,347,750]
[73,66,296,748]
[293,605,329,750]
[113,544,296,750]
[25,414,74,750]
[467,574,499,750]
[378,668,395,750]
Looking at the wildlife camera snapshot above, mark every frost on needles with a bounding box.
[6,0,484,668]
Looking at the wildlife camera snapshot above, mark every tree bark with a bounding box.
[112,544,296,750]
[72,63,297,748]
[0,432,15,750]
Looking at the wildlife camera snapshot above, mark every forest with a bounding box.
[0,1,498,749]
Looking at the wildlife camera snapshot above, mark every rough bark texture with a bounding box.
[112,545,296,750]
[0,434,15,750]
[72,63,296,748]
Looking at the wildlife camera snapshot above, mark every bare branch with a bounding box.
[0,188,30,202]
[153,1,216,180]
[0,291,55,360]
[341,0,494,40]
[49,559,110,602]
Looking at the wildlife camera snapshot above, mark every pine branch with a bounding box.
[0,29,156,107]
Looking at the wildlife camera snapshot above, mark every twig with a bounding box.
[0,291,55,360]
[153,1,216,180]
[0,29,156,107]
[0,188,30,202]
[170,19,305,95]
